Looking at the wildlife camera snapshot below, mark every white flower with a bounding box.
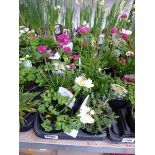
[23,60,32,68]
[75,76,94,88]
[49,52,60,60]
[52,62,65,74]
[24,27,29,32]
[98,68,102,72]
[120,29,132,35]
[20,30,25,34]
[80,114,95,124]
[126,51,134,57]
[63,42,73,51]
[78,105,95,124]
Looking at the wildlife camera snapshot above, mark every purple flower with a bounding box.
[37,45,47,53]
[110,28,117,33]
[71,54,79,60]
[57,34,71,45]
[120,13,128,19]
[66,63,77,70]
[63,47,71,54]
[76,25,89,35]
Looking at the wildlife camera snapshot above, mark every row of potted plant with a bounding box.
[19,0,135,137]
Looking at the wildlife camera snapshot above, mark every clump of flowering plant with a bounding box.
[57,34,71,45]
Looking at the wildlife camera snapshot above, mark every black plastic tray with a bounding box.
[107,100,135,143]
[20,112,36,132]
[34,112,107,140]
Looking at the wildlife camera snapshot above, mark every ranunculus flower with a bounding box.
[126,51,134,57]
[71,54,79,60]
[75,76,94,88]
[123,33,129,39]
[120,13,128,18]
[122,58,127,63]
[76,25,89,35]
[78,105,95,124]
[63,47,71,53]
[66,63,76,70]
[63,42,73,51]
[110,28,117,33]
[57,34,71,45]
[37,45,47,53]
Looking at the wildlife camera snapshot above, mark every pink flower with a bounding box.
[71,54,79,60]
[63,47,71,53]
[120,13,128,19]
[66,63,76,70]
[126,51,134,57]
[123,33,129,39]
[76,25,89,35]
[57,34,71,45]
[110,28,117,33]
[37,45,47,53]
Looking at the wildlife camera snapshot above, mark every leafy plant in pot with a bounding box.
[78,95,117,135]
[19,88,40,131]
[38,88,73,133]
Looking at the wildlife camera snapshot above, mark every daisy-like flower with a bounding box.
[75,76,94,89]
[37,45,47,54]
[63,47,71,54]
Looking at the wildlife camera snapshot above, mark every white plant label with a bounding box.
[58,87,76,108]
[44,135,58,139]
[65,129,79,138]
[122,138,135,143]
[80,95,89,109]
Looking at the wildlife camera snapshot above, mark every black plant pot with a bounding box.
[102,67,115,77]
[39,112,62,133]
[126,108,135,133]
[20,112,36,132]
[34,112,107,140]
[23,83,44,93]
[107,99,135,143]
[81,126,107,136]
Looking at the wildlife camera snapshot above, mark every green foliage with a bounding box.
[19,88,40,125]
[81,96,117,134]
[19,65,37,85]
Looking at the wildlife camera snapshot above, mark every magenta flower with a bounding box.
[120,13,128,19]
[37,45,47,53]
[110,28,117,33]
[76,25,89,35]
[123,33,129,39]
[71,54,79,60]
[57,34,71,45]
[63,47,71,54]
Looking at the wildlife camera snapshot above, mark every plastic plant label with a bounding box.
[80,95,89,109]
[44,135,58,139]
[122,138,135,143]
[58,87,76,108]
[65,129,79,138]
